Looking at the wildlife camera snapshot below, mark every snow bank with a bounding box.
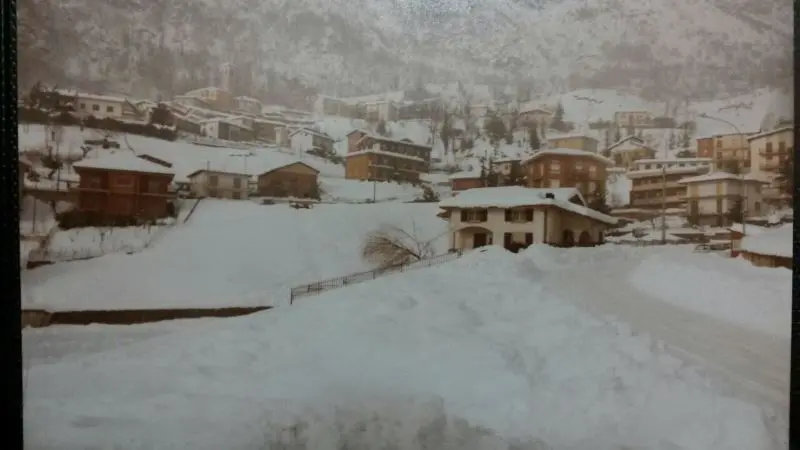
[24,248,775,450]
[40,226,166,262]
[21,201,447,311]
[629,250,791,338]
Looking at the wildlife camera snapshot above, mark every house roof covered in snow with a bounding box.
[745,126,794,141]
[606,136,656,153]
[73,152,175,175]
[546,132,599,142]
[356,133,432,151]
[678,172,769,184]
[256,161,319,177]
[740,223,792,259]
[289,127,334,141]
[438,186,615,224]
[521,148,614,166]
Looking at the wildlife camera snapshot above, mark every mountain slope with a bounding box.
[19,0,792,102]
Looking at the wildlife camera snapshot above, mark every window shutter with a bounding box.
[504,233,512,247]
[505,209,512,222]
[525,209,534,221]
[525,233,533,246]
[460,210,467,221]
[480,210,488,221]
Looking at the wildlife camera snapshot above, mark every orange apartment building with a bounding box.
[449,171,483,192]
[627,158,714,211]
[344,129,432,183]
[701,132,754,173]
[72,152,175,218]
[520,148,613,201]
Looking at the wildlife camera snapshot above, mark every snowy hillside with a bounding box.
[21,201,448,311]
[24,247,782,449]
[20,0,792,99]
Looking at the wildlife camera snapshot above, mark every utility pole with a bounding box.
[698,113,747,234]
[660,164,667,245]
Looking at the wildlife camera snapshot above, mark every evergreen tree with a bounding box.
[439,112,452,155]
[726,197,744,224]
[483,114,507,147]
[777,152,794,197]
[376,120,389,136]
[528,123,541,151]
[149,103,173,126]
[551,102,566,131]
[680,125,691,148]
[588,189,611,215]
[506,163,526,186]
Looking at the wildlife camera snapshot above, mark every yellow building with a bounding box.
[546,133,599,154]
[747,126,793,205]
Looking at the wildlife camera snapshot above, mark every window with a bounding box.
[80,103,86,110]
[589,181,596,192]
[147,180,161,193]
[505,209,533,222]
[86,175,103,189]
[765,142,773,153]
[208,175,219,186]
[233,177,242,188]
[106,105,115,113]
[460,209,487,222]
[588,165,597,176]
[92,104,100,111]
[548,179,560,188]
[549,160,561,173]
[208,188,218,198]
[574,161,583,171]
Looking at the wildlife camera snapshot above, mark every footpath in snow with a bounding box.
[24,247,783,450]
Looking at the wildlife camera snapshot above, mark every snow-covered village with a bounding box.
[17,0,794,448]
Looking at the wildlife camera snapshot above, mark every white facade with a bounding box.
[72,94,132,119]
[629,158,715,174]
[438,187,617,250]
[188,170,251,200]
[680,173,767,223]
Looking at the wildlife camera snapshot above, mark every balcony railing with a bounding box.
[631,181,685,192]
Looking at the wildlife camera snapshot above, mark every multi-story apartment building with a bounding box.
[59,90,142,121]
[678,172,767,226]
[747,126,793,205]
[546,133,600,154]
[627,158,714,211]
[521,148,613,201]
[707,132,754,173]
[344,130,432,183]
[696,137,714,159]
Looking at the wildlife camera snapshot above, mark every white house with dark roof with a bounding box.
[437,186,617,251]
[290,128,335,155]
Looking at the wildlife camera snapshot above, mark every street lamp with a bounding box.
[697,113,747,234]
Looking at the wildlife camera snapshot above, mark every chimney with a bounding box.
[544,192,555,199]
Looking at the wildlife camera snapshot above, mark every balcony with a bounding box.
[758,149,791,157]
[759,159,785,172]
[630,195,686,207]
[631,181,685,192]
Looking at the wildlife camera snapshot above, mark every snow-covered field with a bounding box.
[24,247,782,450]
[41,226,167,261]
[320,177,424,203]
[21,200,447,311]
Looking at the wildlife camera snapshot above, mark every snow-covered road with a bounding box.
[527,249,789,439]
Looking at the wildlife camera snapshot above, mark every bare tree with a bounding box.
[361,223,435,268]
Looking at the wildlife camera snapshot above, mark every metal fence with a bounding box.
[289,250,464,304]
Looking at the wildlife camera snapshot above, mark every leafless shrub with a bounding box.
[361,223,434,269]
